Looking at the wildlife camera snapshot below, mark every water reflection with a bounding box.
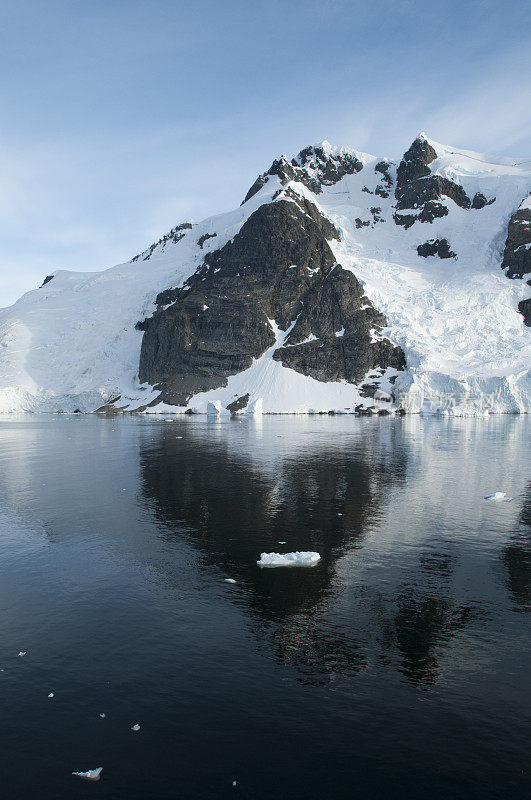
[502,482,531,612]
[138,419,500,688]
[0,416,530,800]
[140,420,409,682]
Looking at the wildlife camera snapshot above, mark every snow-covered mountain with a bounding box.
[0,134,529,415]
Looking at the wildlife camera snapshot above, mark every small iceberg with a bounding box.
[484,492,511,501]
[224,578,236,584]
[245,397,263,416]
[48,692,54,698]
[99,713,106,718]
[72,767,102,781]
[207,400,230,417]
[131,723,140,732]
[257,551,321,568]
[17,651,26,657]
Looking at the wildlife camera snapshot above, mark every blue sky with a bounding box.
[1,0,530,306]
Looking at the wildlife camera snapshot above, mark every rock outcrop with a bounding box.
[501,199,531,325]
[242,143,363,204]
[137,194,405,406]
[393,136,474,229]
[132,222,193,262]
[417,239,456,259]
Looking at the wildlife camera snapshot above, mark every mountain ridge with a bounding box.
[0,134,529,415]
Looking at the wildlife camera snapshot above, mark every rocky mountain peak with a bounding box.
[242,142,364,205]
[396,135,438,185]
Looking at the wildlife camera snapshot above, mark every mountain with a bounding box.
[0,134,529,415]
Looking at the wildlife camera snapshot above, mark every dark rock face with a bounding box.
[39,275,54,287]
[132,222,193,262]
[472,192,495,209]
[397,175,471,212]
[137,196,405,405]
[394,136,471,226]
[501,202,531,325]
[374,160,393,187]
[226,394,249,412]
[394,202,449,229]
[197,232,217,249]
[417,239,456,259]
[273,263,405,383]
[242,145,363,205]
[396,137,437,185]
[518,296,531,326]
[501,204,531,279]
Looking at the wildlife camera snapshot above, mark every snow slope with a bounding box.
[0,135,529,414]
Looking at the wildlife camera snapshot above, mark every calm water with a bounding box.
[0,414,529,800]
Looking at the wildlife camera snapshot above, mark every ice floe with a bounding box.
[72,767,103,781]
[484,492,511,501]
[131,723,140,732]
[257,551,321,568]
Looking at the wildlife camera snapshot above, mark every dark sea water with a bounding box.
[0,414,529,800]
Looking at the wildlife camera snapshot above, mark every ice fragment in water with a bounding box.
[17,652,26,657]
[48,693,54,698]
[484,492,509,501]
[245,397,263,416]
[131,723,140,732]
[72,767,103,781]
[257,551,321,568]
[99,713,106,718]
[224,578,236,584]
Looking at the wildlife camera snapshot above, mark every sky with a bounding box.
[0,0,530,306]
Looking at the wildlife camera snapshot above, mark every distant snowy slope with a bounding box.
[0,134,529,414]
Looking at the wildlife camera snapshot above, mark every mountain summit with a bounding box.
[0,135,529,415]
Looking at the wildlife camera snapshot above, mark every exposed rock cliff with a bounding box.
[138,193,405,406]
[501,198,531,325]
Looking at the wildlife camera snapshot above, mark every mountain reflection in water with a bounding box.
[0,414,529,800]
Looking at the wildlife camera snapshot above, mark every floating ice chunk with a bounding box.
[232,780,237,787]
[484,492,509,501]
[224,578,237,584]
[278,541,287,545]
[48,692,54,698]
[17,652,26,657]
[245,397,263,416]
[207,400,230,417]
[131,723,140,732]
[72,767,102,781]
[99,713,106,718]
[257,551,321,568]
